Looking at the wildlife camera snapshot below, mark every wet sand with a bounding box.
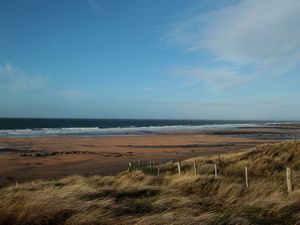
[0,124,299,187]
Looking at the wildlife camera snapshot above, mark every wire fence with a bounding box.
[127,157,297,195]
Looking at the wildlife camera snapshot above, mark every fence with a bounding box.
[127,157,295,195]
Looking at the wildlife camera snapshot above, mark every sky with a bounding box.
[0,0,300,120]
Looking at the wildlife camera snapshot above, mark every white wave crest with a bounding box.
[0,123,259,137]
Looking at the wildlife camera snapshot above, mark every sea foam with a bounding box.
[0,123,259,137]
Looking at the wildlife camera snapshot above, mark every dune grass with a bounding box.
[1,141,300,225]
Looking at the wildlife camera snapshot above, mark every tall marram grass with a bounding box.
[1,141,300,225]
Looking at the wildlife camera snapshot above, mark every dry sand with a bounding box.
[0,130,276,187]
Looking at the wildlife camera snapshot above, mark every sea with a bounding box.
[0,118,290,137]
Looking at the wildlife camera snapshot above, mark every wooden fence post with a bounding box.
[245,166,249,189]
[138,160,141,169]
[177,161,182,175]
[128,162,133,172]
[214,164,217,178]
[149,161,152,173]
[286,167,293,195]
[157,164,160,176]
[193,161,197,175]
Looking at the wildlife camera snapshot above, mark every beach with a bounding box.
[1,123,298,187]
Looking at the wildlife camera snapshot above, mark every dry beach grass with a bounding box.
[1,141,300,225]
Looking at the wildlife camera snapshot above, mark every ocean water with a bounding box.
[0,118,280,137]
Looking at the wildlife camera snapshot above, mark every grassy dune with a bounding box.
[1,141,300,225]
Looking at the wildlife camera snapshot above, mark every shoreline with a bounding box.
[1,121,297,138]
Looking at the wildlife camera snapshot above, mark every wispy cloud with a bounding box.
[0,63,46,91]
[171,66,254,89]
[166,0,300,88]
[87,0,101,11]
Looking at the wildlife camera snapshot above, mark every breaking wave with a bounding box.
[0,123,260,137]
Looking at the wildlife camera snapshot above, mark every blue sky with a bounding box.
[0,0,300,120]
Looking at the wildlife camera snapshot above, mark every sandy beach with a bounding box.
[2,123,297,187]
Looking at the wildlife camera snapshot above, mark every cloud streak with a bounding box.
[167,0,300,88]
[171,66,254,89]
[0,63,46,91]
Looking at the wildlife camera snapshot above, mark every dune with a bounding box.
[1,141,300,224]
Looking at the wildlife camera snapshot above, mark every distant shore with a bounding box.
[0,123,299,187]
